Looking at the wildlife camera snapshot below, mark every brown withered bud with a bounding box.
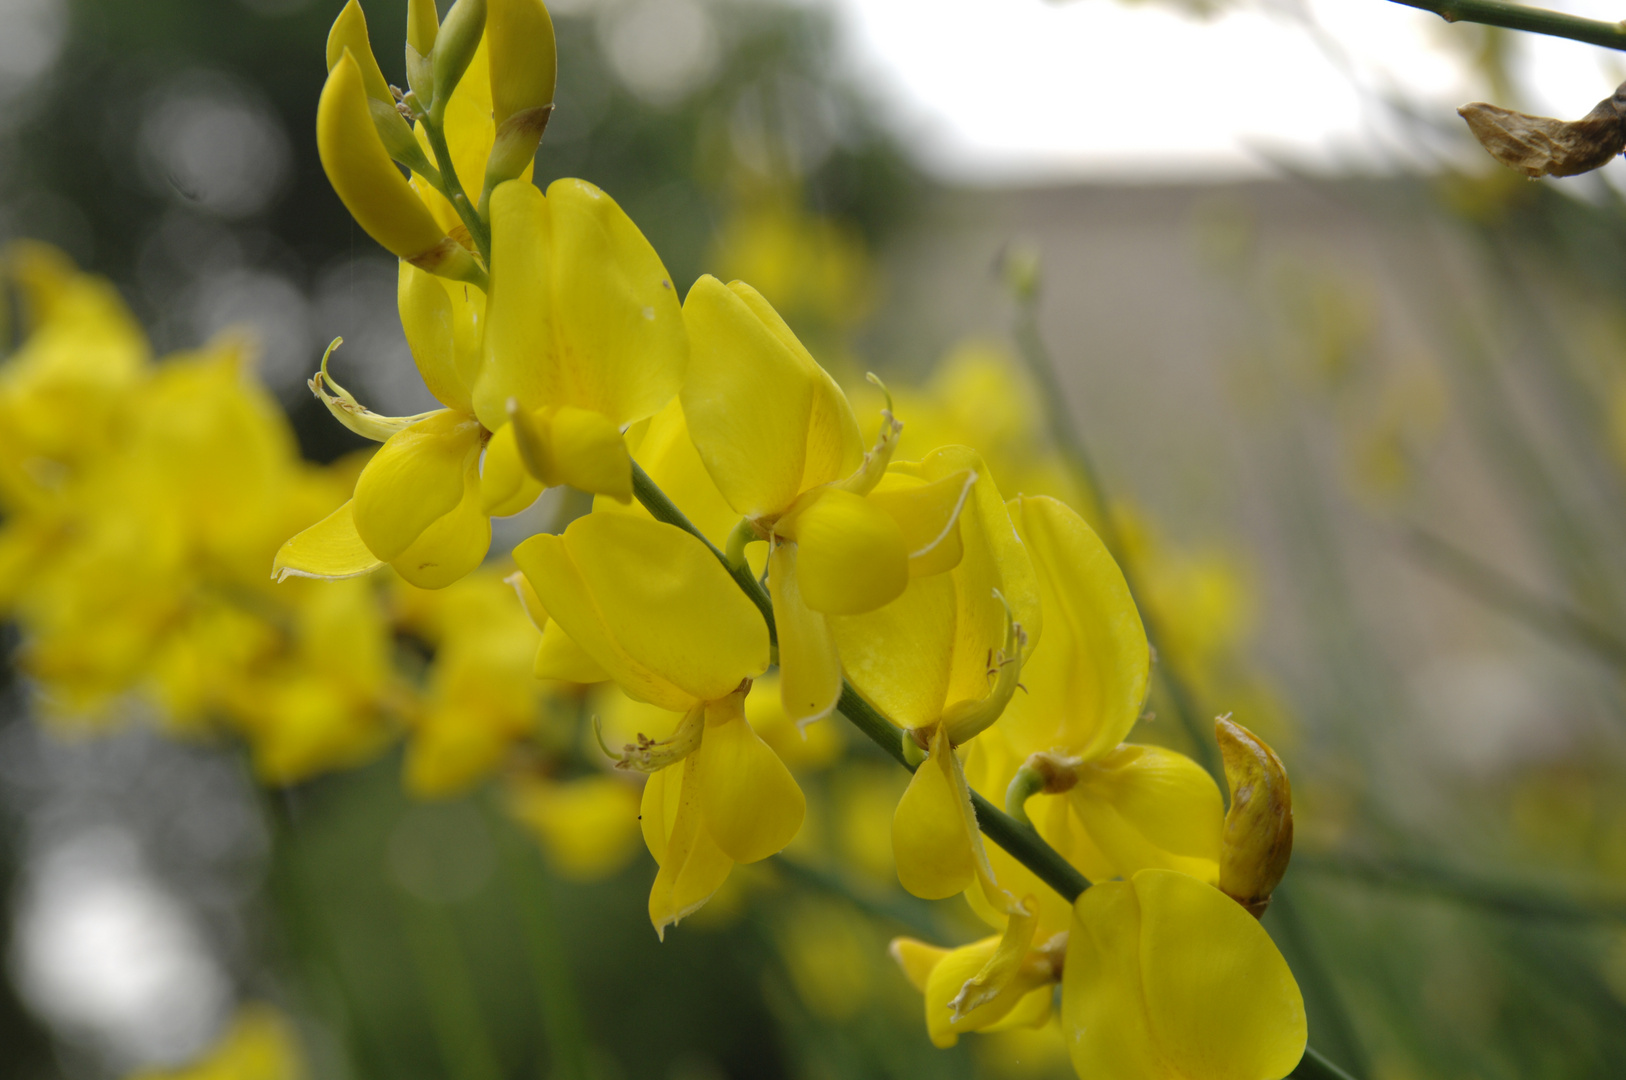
[1216,715,1293,919]
[1458,81,1626,179]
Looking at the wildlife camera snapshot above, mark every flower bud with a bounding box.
[406,0,439,104]
[325,1,434,176]
[1216,715,1293,918]
[317,52,486,289]
[480,0,557,205]
[431,0,488,124]
[1459,80,1626,179]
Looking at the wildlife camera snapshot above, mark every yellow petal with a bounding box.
[352,410,483,561]
[783,488,908,615]
[893,726,977,900]
[767,543,842,724]
[950,897,1038,1017]
[596,397,739,550]
[488,0,557,125]
[889,937,950,993]
[325,0,395,105]
[1062,880,1166,1079]
[481,422,545,517]
[512,513,769,710]
[399,262,480,413]
[680,277,861,516]
[831,572,957,731]
[547,405,632,500]
[273,501,381,582]
[476,178,686,432]
[504,570,548,632]
[1066,871,1306,1080]
[317,52,447,263]
[1009,494,1147,759]
[1070,744,1223,884]
[726,282,864,494]
[867,468,975,578]
[645,753,735,940]
[922,937,1054,1049]
[533,622,610,684]
[387,456,491,589]
[694,698,805,863]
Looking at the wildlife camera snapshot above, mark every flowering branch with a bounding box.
[1385,0,1626,51]
[630,461,1092,903]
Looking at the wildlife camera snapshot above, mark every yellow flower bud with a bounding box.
[406,0,440,104]
[1216,715,1294,917]
[325,0,393,105]
[325,0,434,174]
[488,0,556,126]
[431,0,488,124]
[317,51,485,288]
[480,0,557,204]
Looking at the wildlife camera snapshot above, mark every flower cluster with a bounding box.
[275,1,1313,1076]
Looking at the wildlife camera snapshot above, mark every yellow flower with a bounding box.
[513,511,803,937]
[890,920,1061,1049]
[830,448,1038,902]
[682,275,975,723]
[1061,869,1306,1080]
[478,177,687,500]
[969,495,1222,933]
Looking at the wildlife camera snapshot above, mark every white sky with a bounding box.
[821,0,1626,182]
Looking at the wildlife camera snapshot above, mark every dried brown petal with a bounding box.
[1459,83,1626,179]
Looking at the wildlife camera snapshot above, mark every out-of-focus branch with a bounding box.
[1387,0,1626,52]
[1405,527,1626,672]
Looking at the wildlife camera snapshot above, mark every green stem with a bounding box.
[1011,296,1220,778]
[1385,0,1626,51]
[420,117,493,265]
[1406,526,1626,672]
[396,895,506,1080]
[1294,851,1626,923]
[493,808,594,1080]
[1293,1045,1361,1080]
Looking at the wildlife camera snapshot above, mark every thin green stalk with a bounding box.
[397,895,506,1080]
[1406,526,1626,672]
[1293,1045,1361,1080]
[1010,296,1219,779]
[1295,851,1626,923]
[492,809,594,1080]
[1385,0,1626,51]
[420,117,493,264]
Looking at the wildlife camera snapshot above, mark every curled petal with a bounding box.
[273,501,381,582]
[921,936,1053,1048]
